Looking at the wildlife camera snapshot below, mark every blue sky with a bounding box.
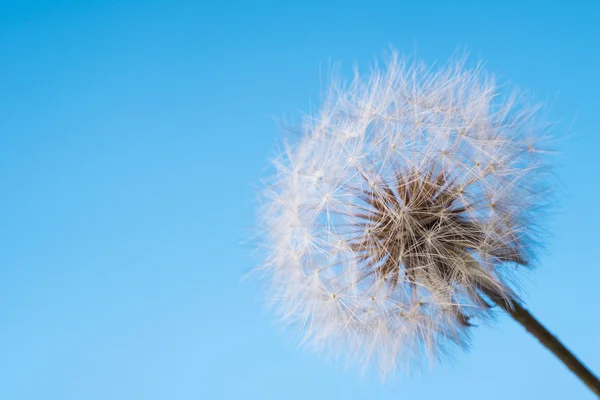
[0,1,599,399]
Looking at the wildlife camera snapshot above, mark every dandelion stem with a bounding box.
[482,287,600,397]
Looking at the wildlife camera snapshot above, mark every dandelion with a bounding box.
[255,51,600,395]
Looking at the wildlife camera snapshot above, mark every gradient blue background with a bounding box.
[1,1,599,399]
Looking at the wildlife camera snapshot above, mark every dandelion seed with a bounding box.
[254,50,600,395]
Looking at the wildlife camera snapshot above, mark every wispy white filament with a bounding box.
[256,52,551,377]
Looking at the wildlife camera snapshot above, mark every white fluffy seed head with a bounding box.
[254,51,553,377]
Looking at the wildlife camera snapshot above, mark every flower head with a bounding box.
[256,52,551,376]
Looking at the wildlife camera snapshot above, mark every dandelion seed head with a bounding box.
[256,51,552,377]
